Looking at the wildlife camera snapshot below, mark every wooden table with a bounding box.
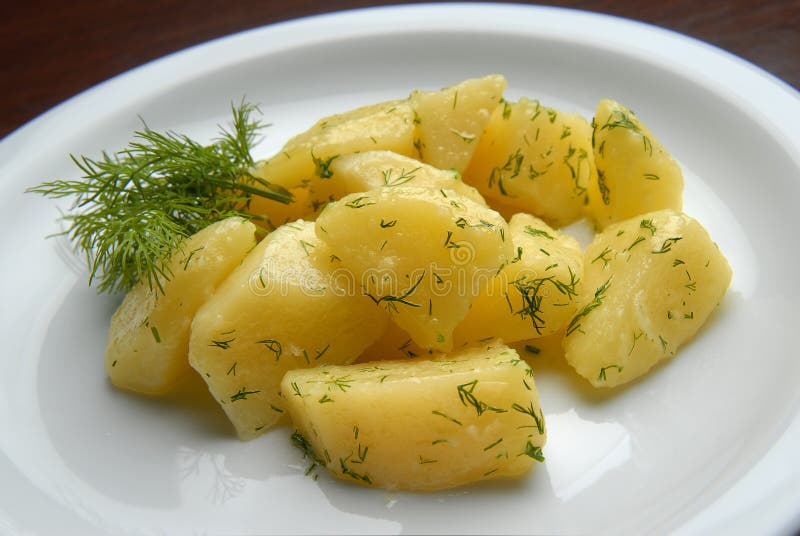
[3,0,798,139]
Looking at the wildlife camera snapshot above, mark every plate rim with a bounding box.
[2,2,799,150]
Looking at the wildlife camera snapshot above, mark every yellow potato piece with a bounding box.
[454,214,582,345]
[105,217,257,395]
[248,75,504,225]
[564,209,731,387]
[249,99,416,225]
[329,150,487,205]
[188,220,388,439]
[356,320,431,363]
[282,342,546,491]
[463,97,595,227]
[411,75,507,173]
[250,185,314,231]
[586,99,684,229]
[315,186,512,352]
[512,329,567,364]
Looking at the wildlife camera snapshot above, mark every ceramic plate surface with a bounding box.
[1,4,799,535]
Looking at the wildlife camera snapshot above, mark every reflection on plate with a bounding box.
[1,4,800,535]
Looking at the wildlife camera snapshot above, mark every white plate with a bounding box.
[2,3,799,535]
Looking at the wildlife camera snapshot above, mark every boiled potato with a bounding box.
[586,99,683,229]
[329,150,486,205]
[315,186,512,352]
[463,97,595,227]
[357,319,431,363]
[512,329,567,364]
[411,75,507,173]
[282,341,546,491]
[105,217,257,395]
[249,185,313,231]
[453,213,582,345]
[249,100,417,226]
[564,209,731,387]
[188,220,388,439]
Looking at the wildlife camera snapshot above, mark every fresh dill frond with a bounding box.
[27,101,291,294]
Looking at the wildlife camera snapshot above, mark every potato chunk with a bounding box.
[411,75,507,173]
[328,150,486,205]
[315,186,512,352]
[188,220,388,439]
[282,342,546,491]
[564,209,731,387]
[512,330,567,363]
[463,98,595,227]
[453,214,583,345]
[357,320,431,363]
[586,99,684,229]
[105,217,257,395]
[249,100,416,226]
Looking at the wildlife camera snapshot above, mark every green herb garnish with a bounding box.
[27,102,291,295]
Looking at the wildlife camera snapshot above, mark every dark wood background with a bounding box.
[3,0,798,139]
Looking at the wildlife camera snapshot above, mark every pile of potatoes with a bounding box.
[104,75,731,492]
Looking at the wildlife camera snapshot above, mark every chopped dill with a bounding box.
[566,278,612,336]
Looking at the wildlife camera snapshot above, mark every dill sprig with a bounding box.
[27,102,291,294]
